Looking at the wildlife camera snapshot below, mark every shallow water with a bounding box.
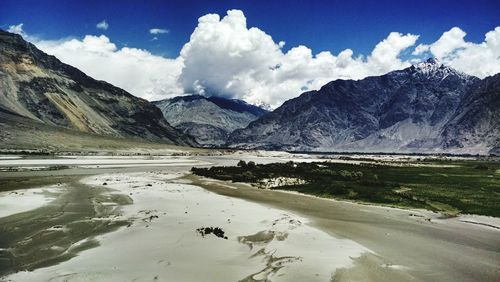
[0,179,131,275]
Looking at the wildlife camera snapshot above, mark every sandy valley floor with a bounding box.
[0,153,499,281]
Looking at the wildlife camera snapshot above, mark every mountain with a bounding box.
[228,58,499,154]
[0,29,196,148]
[153,95,268,146]
[441,73,500,154]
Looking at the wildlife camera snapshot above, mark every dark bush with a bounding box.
[247,161,256,169]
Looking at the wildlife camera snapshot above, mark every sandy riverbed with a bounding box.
[0,154,499,281]
[6,171,372,281]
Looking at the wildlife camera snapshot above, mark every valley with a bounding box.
[0,152,498,281]
[0,4,499,281]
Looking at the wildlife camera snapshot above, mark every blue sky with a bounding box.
[2,0,499,57]
[2,0,499,106]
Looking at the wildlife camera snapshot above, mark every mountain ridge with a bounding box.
[228,58,498,154]
[0,29,196,148]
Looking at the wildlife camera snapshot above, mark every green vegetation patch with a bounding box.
[192,159,500,217]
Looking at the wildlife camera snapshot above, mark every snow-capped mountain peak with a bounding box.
[411,58,471,80]
[413,58,444,74]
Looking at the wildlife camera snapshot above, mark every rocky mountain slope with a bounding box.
[154,95,267,146]
[228,59,499,154]
[441,73,500,154]
[0,29,195,147]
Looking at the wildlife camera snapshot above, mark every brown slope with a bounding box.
[0,29,196,147]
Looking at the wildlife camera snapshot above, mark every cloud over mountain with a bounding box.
[35,35,183,101]
[417,26,500,79]
[11,10,499,108]
[178,10,420,107]
[7,23,26,36]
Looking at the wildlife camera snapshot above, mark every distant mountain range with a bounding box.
[0,29,195,149]
[154,95,268,146]
[228,59,499,154]
[1,29,498,154]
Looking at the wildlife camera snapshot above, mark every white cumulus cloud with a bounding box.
[412,43,430,55]
[96,20,109,30]
[420,26,500,78]
[178,10,419,107]
[35,35,184,101]
[367,32,419,73]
